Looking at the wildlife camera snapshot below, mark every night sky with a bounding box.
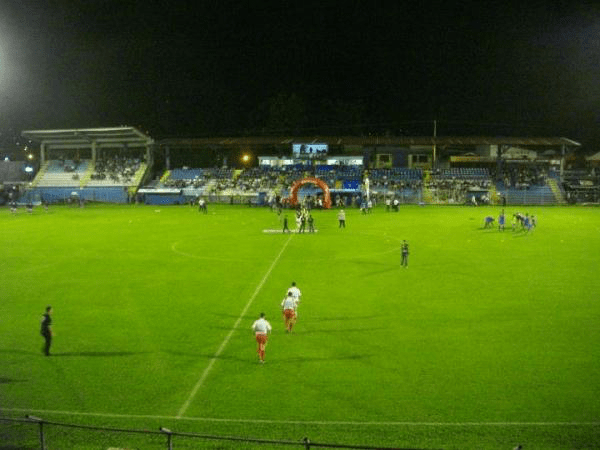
[1,1,599,148]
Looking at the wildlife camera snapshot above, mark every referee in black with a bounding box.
[401,240,409,268]
[40,306,53,356]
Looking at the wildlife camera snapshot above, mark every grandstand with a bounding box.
[34,160,89,187]
[562,168,600,203]
[151,135,590,206]
[19,127,153,204]
[12,130,597,206]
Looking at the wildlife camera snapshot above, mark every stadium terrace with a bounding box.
[1,128,597,207]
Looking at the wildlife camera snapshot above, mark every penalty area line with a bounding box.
[2,409,599,427]
[175,233,294,419]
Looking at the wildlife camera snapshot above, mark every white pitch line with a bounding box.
[176,234,294,418]
[2,408,599,427]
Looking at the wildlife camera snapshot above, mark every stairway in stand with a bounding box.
[488,182,498,204]
[546,178,566,204]
[422,185,433,203]
[159,169,171,184]
[31,161,49,187]
[422,170,433,203]
[79,161,95,187]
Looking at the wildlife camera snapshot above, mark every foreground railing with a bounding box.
[0,416,434,450]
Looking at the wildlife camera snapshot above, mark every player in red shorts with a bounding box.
[281,292,297,333]
[251,312,272,363]
[287,281,302,318]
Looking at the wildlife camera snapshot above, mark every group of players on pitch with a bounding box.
[251,281,302,363]
[484,209,537,232]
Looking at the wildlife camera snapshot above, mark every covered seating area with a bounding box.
[20,127,153,203]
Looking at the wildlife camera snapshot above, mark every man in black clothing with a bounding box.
[282,215,290,233]
[401,240,409,268]
[307,215,315,233]
[40,306,53,356]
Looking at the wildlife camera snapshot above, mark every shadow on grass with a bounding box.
[293,327,385,335]
[164,351,249,362]
[162,350,369,364]
[270,354,369,364]
[361,266,403,277]
[0,377,28,384]
[51,351,148,357]
[207,325,247,331]
[0,349,40,356]
[304,315,385,322]
[211,313,254,320]
[351,259,392,266]
[350,259,403,277]
[0,349,146,358]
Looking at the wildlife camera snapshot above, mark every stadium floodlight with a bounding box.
[241,153,253,167]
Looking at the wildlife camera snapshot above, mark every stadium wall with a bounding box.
[22,187,130,204]
[143,193,187,205]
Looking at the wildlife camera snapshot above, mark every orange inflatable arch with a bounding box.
[288,177,332,209]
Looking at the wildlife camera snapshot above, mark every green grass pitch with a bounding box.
[1,203,599,449]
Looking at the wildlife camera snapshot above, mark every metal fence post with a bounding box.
[303,436,311,449]
[26,415,45,450]
[160,427,173,450]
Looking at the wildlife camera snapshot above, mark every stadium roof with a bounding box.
[159,136,581,147]
[21,127,153,149]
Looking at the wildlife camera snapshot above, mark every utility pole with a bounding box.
[433,119,437,168]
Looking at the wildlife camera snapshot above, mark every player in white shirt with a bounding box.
[251,313,272,363]
[281,292,297,333]
[287,281,302,313]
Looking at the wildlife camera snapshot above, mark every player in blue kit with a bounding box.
[484,216,495,228]
[523,214,532,232]
[498,210,505,231]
